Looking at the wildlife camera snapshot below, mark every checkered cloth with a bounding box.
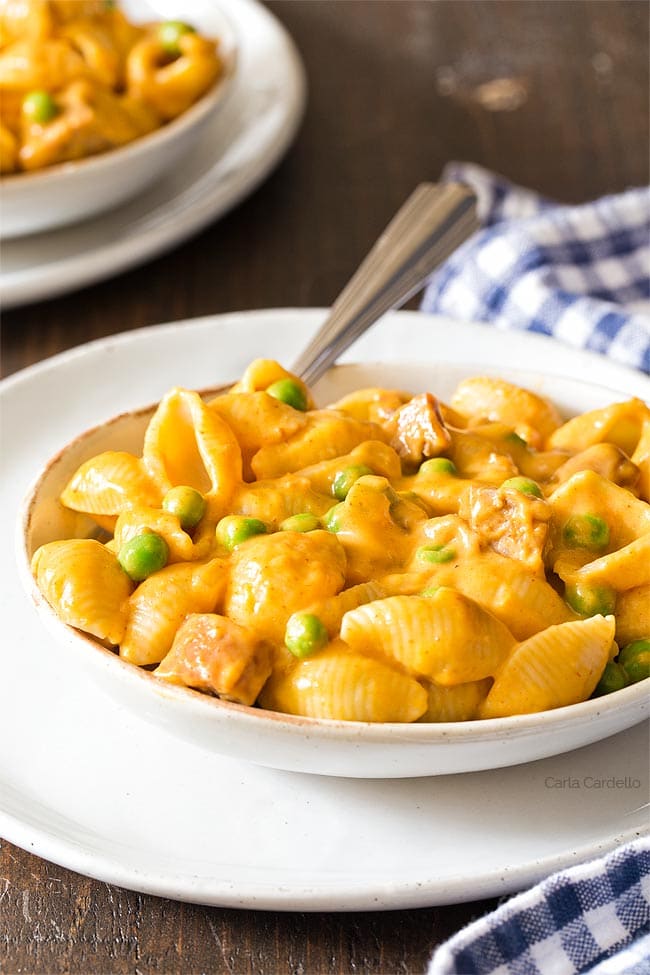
[428,838,650,975]
[420,163,650,373]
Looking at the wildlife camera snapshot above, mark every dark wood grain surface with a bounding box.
[1,2,648,972]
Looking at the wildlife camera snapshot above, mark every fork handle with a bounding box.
[291,181,479,386]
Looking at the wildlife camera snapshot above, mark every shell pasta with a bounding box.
[0,0,223,173]
[31,362,650,722]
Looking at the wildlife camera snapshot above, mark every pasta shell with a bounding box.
[113,504,204,564]
[251,411,387,480]
[60,450,161,516]
[327,387,410,423]
[547,399,650,454]
[615,584,650,645]
[208,391,307,477]
[225,530,346,645]
[450,376,563,448]
[143,388,242,508]
[298,581,387,640]
[32,539,133,645]
[431,550,579,639]
[296,440,402,495]
[120,558,227,666]
[480,614,615,718]
[155,613,272,706]
[229,359,314,409]
[418,678,492,722]
[569,534,650,592]
[230,474,331,526]
[548,470,650,557]
[341,590,515,685]
[631,416,650,503]
[258,643,427,722]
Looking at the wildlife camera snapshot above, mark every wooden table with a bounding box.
[1,2,648,971]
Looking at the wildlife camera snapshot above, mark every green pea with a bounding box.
[332,464,373,500]
[285,612,329,658]
[565,581,616,617]
[419,585,441,597]
[618,639,650,684]
[416,544,456,564]
[322,503,345,533]
[216,515,267,551]
[592,661,629,697]
[22,90,58,124]
[505,432,528,448]
[279,513,320,533]
[501,476,543,499]
[118,531,168,582]
[562,513,610,550]
[162,485,206,530]
[419,457,457,476]
[158,20,195,56]
[265,378,308,412]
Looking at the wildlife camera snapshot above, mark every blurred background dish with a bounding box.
[0,1,238,237]
[0,0,305,283]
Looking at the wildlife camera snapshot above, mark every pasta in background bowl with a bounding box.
[19,365,648,777]
[0,0,237,237]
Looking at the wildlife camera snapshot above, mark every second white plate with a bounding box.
[0,0,306,308]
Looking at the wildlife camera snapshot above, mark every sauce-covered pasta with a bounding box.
[31,359,650,722]
[0,0,223,173]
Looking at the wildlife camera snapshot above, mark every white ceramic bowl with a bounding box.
[0,4,237,238]
[17,360,650,778]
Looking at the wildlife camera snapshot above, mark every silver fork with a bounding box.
[291,181,479,386]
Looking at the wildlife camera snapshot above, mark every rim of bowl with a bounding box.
[0,31,237,191]
[16,369,650,745]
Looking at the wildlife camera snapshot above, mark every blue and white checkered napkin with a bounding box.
[420,163,650,373]
[429,838,650,975]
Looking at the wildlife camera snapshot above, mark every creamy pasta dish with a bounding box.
[31,360,650,722]
[0,0,223,173]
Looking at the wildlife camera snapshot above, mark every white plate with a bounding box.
[0,0,306,308]
[1,310,648,908]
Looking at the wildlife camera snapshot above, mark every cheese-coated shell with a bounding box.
[631,416,650,502]
[251,411,387,480]
[431,550,578,640]
[155,613,272,706]
[300,582,387,639]
[258,645,427,722]
[143,388,242,506]
[60,450,161,515]
[327,387,411,423]
[230,474,331,527]
[120,558,227,666]
[547,399,650,454]
[480,614,615,718]
[225,530,346,645]
[615,584,650,645]
[32,539,133,645]
[208,391,307,476]
[418,678,492,722]
[548,470,650,557]
[296,440,402,495]
[229,359,314,409]
[570,534,650,592]
[451,376,563,448]
[113,504,199,563]
[341,590,515,684]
